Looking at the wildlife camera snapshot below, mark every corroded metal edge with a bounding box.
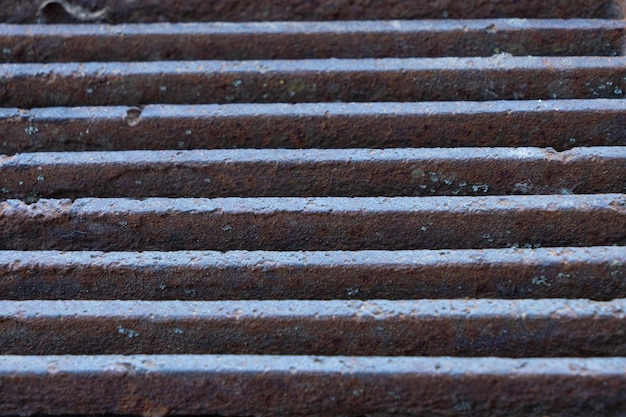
[0,299,625,356]
[2,100,624,153]
[2,247,624,300]
[1,147,624,199]
[1,56,625,107]
[1,194,625,251]
[1,19,624,62]
[2,355,626,416]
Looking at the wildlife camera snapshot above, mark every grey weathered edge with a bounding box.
[0,246,624,300]
[1,355,625,416]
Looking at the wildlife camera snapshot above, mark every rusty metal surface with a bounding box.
[1,195,625,251]
[0,147,624,200]
[3,0,624,23]
[2,355,626,417]
[1,247,624,300]
[1,19,624,62]
[1,298,625,356]
[2,100,625,154]
[1,1,625,415]
[2,57,626,107]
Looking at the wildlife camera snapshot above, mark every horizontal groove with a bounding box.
[1,57,625,107]
[2,356,626,417]
[1,299,625,356]
[6,0,625,23]
[1,147,625,200]
[2,19,624,62]
[2,100,625,153]
[1,247,624,300]
[1,195,624,251]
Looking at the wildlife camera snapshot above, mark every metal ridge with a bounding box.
[2,56,626,107]
[2,194,625,251]
[2,19,624,62]
[1,147,624,199]
[2,355,625,416]
[1,298,625,356]
[1,247,624,300]
[2,100,625,152]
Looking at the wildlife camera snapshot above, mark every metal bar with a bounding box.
[2,57,626,107]
[1,19,624,62]
[1,247,624,300]
[1,195,625,251]
[1,147,624,200]
[2,100,625,153]
[4,0,624,23]
[2,355,626,416]
[0,298,625,356]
